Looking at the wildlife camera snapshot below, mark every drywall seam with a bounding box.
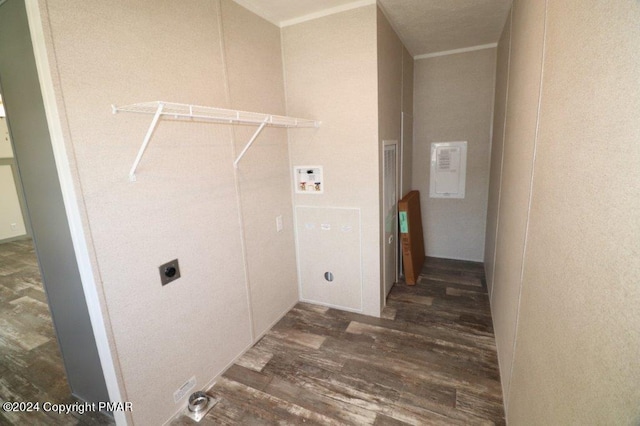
[279,0,376,27]
[279,27,303,307]
[415,43,498,60]
[399,51,405,195]
[506,0,549,410]
[24,3,127,425]
[484,54,497,265]
[215,0,255,343]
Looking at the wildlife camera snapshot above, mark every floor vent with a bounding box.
[183,391,217,422]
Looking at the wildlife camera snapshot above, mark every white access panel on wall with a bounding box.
[295,207,362,312]
[430,141,467,199]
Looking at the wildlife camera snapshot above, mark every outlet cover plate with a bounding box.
[160,259,181,286]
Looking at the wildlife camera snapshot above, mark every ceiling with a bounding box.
[232,0,512,57]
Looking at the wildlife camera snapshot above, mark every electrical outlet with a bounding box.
[159,259,181,286]
[276,215,283,232]
[173,376,196,403]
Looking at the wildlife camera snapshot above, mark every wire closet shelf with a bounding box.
[112,101,321,181]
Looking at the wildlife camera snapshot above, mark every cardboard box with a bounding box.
[398,191,425,285]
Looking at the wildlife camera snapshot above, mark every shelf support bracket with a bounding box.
[129,102,164,181]
[233,117,269,168]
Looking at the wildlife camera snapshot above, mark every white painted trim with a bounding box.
[280,0,376,27]
[415,43,498,60]
[24,3,126,425]
[298,298,363,314]
[382,140,399,303]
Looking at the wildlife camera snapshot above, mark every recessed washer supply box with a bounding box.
[294,166,323,194]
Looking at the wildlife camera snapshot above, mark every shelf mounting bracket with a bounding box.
[233,117,269,169]
[129,102,164,181]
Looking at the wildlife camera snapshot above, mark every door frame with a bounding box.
[382,140,399,303]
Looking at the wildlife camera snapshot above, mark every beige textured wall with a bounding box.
[401,47,414,197]
[491,0,546,403]
[377,7,403,299]
[220,0,298,339]
[377,7,402,146]
[412,49,496,262]
[282,6,381,316]
[488,0,640,422]
[484,10,511,297]
[38,0,298,423]
[505,1,640,423]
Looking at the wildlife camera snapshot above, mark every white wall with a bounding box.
[413,48,496,261]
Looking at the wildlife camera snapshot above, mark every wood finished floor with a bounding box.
[173,257,505,425]
[0,239,113,426]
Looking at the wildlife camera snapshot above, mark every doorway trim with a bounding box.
[24,3,124,424]
[382,139,399,304]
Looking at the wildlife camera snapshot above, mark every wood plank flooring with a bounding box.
[0,239,113,425]
[172,257,504,425]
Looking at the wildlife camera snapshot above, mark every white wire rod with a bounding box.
[234,118,269,168]
[128,102,164,181]
[112,101,320,128]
